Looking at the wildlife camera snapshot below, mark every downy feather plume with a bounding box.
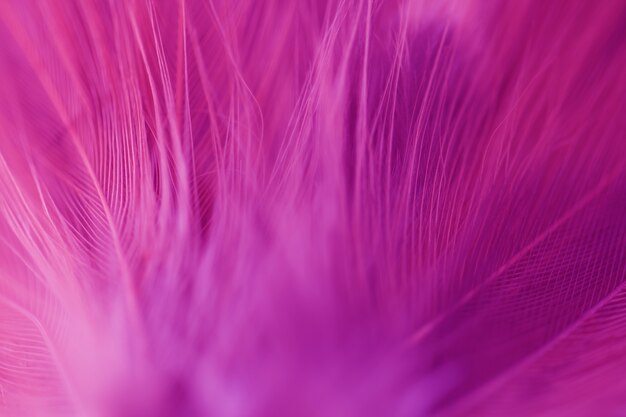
[0,0,625,416]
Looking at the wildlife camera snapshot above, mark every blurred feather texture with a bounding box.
[0,0,625,416]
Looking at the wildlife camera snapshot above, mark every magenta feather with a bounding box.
[0,0,625,416]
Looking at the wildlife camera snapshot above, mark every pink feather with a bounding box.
[0,0,625,416]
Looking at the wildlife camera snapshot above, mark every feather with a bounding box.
[0,0,625,416]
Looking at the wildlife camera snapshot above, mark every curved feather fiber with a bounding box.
[0,0,625,416]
